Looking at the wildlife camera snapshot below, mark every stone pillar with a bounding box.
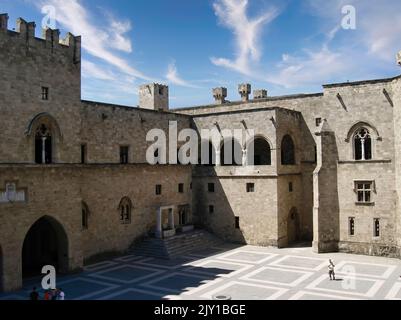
[168,208,175,230]
[215,151,221,166]
[242,148,247,166]
[156,208,162,238]
[312,120,340,253]
[2,245,23,292]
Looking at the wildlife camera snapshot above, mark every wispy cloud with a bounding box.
[166,61,199,88]
[211,0,279,75]
[82,60,116,81]
[37,0,152,81]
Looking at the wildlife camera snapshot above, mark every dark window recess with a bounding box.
[81,144,87,164]
[120,146,129,164]
[178,183,184,193]
[190,182,193,190]
[349,217,355,236]
[208,183,215,193]
[159,87,164,95]
[281,135,295,165]
[235,217,240,229]
[315,118,322,127]
[247,183,255,193]
[289,182,293,193]
[41,87,49,100]
[82,206,89,230]
[156,185,162,195]
[374,219,380,237]
[209,205,214,214]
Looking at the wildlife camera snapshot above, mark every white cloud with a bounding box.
[81,61,115,81]
[37,0,152,81]
[268,46,348,88]
[166,61,199,88]
[211,0,279,75]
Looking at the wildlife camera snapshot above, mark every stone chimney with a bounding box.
[254,89,268,100]
[397,51,401,66]
[239,84,251,102]
[213,87,227,104]
[0,13,9,31]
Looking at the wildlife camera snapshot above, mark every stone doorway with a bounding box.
[22,216,69,279]
[287,208,301,245]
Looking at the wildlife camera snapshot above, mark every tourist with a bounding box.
[328,259,336,280]
[29,287,39,301]
[44,289,53,301]
[57,288,65,300]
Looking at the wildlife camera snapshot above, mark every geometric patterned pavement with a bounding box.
[1,244,401,300]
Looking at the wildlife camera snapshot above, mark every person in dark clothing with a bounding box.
[29,287,39,301]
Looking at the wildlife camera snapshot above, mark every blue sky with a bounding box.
[1,0,401,108]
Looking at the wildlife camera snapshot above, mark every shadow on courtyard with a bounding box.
[1,245,247,300]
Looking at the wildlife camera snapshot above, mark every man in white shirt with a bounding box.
[328,260,336,280]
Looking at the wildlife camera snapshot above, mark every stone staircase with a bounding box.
[130,229,224,259]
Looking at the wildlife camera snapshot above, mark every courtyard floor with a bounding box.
[1,244,401,300]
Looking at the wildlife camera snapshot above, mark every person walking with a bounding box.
[328,259,336,280]
[29,287,39,301]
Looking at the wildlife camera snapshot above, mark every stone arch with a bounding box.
[281,134,296,165]
[220,137,243,166]
[287,207,301,245]
[21,216,69,278]
[345,121,380,142]
[346,122,379,160]
[246,135,272,165]
[25,113,63,138]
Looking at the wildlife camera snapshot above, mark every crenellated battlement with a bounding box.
[0,13,81,64]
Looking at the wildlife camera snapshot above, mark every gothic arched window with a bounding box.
[118,197,132,224]
[354,128,372,161]
[35,124,52,164]
[281,135,295,165]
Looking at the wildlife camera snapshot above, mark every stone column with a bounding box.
[215,151,221,166]
[156,208,162,238]
[168,208,175,230]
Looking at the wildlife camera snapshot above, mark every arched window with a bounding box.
[221,138,242,166]
[354,128,372,161]
[118,197,132,224]
[35,124,52,164]
[247,137,271,165]
[281,135,295,165]
[82,202,89,230]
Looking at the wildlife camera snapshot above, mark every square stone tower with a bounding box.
[139,83,169,112]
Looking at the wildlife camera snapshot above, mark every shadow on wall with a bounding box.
[193,168,247,246]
